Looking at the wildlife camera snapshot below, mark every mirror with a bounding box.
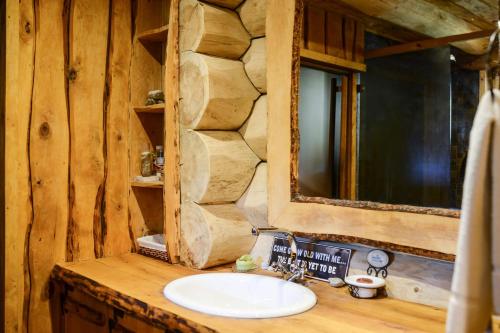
[297,31,480,210]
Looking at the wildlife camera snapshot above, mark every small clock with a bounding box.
[366,249,390,278]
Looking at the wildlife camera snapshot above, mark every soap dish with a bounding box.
[345,274,385,299]
[137,234,169,262]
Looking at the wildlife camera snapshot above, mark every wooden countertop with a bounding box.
[52,253,447,333]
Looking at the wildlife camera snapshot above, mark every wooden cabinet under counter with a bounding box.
[50,253,447,333]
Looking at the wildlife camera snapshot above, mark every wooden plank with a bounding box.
[52,254,448,333]
[354,21,364,62]
[300,48,366,72]
[28,0,69,331]
[423,0,495,31]
[104,0,133,257]
[67,0,110,261]
[348,74,358,199]
[343,17,356,61]
[131,181,163,189]
[305,5,325,53]
[366,29,494,59]
[138,25,169,43]
[134,104,165,114]
[325,11,343,58]
[335,0,489,55]
[164,0,181,263]
[338,76,349,199]
[5,1,35,332]
[305,0,428,44]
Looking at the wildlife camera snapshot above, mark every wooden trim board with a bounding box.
[164,0,181,263]
[138,25,169,43]
[301,48,366,72]
[267,0,460,258]
[366,29,494,59]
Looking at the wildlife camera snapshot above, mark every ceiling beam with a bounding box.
[420,0,495,31]
[365,30,494,59]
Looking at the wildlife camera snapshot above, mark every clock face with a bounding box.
[367,249,390,268]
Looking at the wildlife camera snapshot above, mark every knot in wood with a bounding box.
[24,22,31,33]
[68,68,77,81]
[39,122,51,138]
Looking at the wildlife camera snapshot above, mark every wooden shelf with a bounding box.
[134,104,165,114]
[137,25,168,43]
[131,181,163,189]
[300,48,366,72]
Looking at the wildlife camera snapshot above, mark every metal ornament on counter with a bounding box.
[366,249,390,278]
[269,237,352,281]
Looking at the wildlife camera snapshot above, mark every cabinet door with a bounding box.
[62,291,110,333]
[110,310,165,333]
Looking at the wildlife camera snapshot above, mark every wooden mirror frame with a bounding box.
[267,0,459,261]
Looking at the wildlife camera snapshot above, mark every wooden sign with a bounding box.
[269,237,352,281]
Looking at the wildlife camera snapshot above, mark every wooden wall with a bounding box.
[4,1,140,332]
[303,2,365,63]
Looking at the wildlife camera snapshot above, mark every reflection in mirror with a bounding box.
[298,32,479,209]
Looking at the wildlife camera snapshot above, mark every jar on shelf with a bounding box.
[140,151,154,177]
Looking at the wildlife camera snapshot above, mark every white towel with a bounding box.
[446,90,500,332]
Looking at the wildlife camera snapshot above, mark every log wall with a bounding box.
[4,1,165,332]
[179,0,268,269]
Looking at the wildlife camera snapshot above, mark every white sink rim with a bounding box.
[163,272,317,319]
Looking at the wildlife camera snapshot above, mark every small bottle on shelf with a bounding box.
[154,145,164,179]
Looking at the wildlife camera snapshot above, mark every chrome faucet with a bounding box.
[251,227,309,283]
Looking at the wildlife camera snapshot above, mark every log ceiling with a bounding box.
[311,0,499,55]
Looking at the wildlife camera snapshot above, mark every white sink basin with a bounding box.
[163,272,317,318]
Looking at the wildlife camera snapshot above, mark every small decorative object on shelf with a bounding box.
[154,145,164,179]
[145,89,165,105]
[140,151,155,177]
[366,249,391,278]
[137,234,169,262]
[345,274,386,299]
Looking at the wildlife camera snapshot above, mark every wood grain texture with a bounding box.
[305,5,325,53]
[180,0,250,59]
[104,0,133,257]
[164,0,181,263]
[28,0,69,331]
[300,48,366,72]
[180,130,260,203]
[179,52,259,130]
[51,254,448,332]
[305,0,428,44]
[336,0,489,55]
[5,1,34,331]
[68,0,110,261]
[237,0,266,38]
[180,202,256,268]
[242,37,266,93]
[239,94,267,161]
[236,162,268,228]
[268,0,460,257]
[325,11,343,58]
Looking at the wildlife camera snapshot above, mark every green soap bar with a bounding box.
[239,254,253,262]
[236,255,255,271]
